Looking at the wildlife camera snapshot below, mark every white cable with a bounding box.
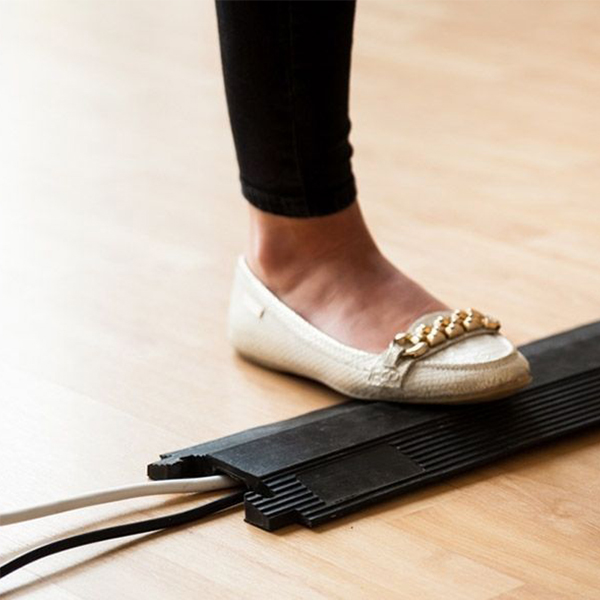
[0,475,239,526]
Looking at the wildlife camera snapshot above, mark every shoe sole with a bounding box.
[235,349,533,405]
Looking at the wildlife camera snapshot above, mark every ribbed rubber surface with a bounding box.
[245,476,327,531]
[149,321,600,531]
[243,368,600,529]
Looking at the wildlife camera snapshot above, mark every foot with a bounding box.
[245,202,448,353]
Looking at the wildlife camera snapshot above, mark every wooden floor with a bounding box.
[1,1,599,597]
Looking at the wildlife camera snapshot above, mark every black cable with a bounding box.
[0,489,245,580]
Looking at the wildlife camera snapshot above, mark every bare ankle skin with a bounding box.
[245,201,448,352]
[247,202,379,289]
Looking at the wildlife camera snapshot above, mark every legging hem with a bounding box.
[241,177,357,218]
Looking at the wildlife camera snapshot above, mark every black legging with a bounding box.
[215,0,357,218]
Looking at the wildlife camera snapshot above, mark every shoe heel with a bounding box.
[227,259,293,372]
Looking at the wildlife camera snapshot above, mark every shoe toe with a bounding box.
[401,334,532,403]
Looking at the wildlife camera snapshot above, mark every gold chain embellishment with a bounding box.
[393,308,501,359]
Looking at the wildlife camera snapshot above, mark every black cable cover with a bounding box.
[0,489,245,580]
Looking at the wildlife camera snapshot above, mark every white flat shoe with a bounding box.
[227,256,532,404]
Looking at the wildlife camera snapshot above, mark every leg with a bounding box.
[216,0,446,352]
[215,0,358,217]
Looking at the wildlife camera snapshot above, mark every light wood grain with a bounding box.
[1,1,599,597]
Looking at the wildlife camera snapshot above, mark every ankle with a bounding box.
[246,202,380,291]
